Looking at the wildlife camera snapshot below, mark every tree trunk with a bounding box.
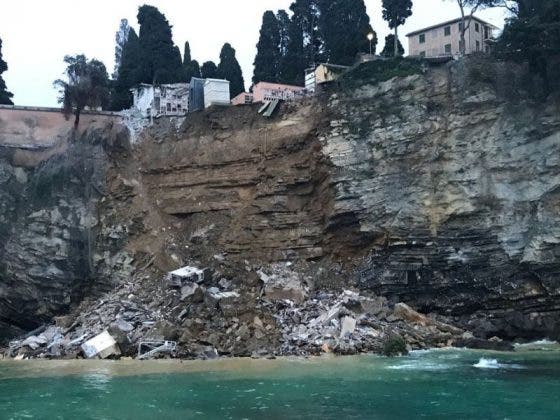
[459,1,466,55]
[73,109,81,129]
[394,26,399,57]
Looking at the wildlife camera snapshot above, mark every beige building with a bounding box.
[305,63,350,93]
[406,16,498,58]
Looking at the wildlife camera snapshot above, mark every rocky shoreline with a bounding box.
[2,262,515,361]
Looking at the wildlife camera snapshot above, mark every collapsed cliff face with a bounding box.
[128,59,560,340]
[0,114,131,340]
[1,58,559,344]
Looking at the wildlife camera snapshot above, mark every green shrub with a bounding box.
[382,334,408,357]
[340,58,424,90]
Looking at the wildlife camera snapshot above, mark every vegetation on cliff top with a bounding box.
[0,37,13,105]
[339,57,424,90]
[54,55,110,128]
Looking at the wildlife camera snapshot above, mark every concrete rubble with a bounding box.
[3,262,492,360]
[81,330,121,359]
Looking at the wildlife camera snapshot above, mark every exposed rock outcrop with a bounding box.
[0,113,132,341]
[323,61,560,340]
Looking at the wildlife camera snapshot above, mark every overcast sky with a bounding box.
[0,0,507,107]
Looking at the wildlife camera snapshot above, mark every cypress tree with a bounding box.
[380,34,404,57]
[217,43,245,98]
[113,19,131,78]
[277,10,291,58]
[290,0,323,66]
[183,42,202,82]
[319,0,375,65]
[189,60,201,80]
[110,29,141,110]
[201,61,218,79]
[382,0,413,57]
[0,37,14,105]
[253,11,281,84]
[136,5,185,84]
[279,15,306,85]
[183,41,192,67]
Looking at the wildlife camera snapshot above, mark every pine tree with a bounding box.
[279,15,306,85]
[253,11,281,84]
[136,5,185,84]
[113,19,131,78]
[380,34,404,57]
[217,43,245,98]
[319,0,375,65]
[382,0,412,57]
[110,29,141,110]
[0,37,13,105]
[201,61,218,79]
[183,42,202,82]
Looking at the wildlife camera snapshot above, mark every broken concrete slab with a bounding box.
[340,316,356,338]
[166,266,209,287]
[20,335,47,350]
[180,281,203,302]
[81,331,121,359]
[258,265,307,303]
[113,319,134,333]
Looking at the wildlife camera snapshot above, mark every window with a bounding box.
[419,34,425,44]
[445,44,452,54]
[476,41,480,51]
[166,103,171,112]
[458,22,463,31]
[484,27,489,39]
[419,51,426,57]
[475,22,479,32]
[444,26,451,36]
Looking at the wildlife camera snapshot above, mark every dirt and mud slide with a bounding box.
[118,101,334,271]
[0,108,131,342]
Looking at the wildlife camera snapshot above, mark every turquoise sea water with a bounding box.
[1,345,559,419]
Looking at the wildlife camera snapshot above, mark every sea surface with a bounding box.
[1,343,559,419]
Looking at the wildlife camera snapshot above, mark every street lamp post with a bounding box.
[367,32,374,55]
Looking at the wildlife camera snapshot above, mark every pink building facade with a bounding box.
[252,82,306,103]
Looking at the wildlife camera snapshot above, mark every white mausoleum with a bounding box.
[131,83,189,118]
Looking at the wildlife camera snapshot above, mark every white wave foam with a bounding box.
[473,358,525,370]
[387,360,450,371]
[473,358,500,369]
[514,339,559,349]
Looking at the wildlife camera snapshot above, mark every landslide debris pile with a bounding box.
[4,261,480,360]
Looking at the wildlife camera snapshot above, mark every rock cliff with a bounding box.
[1,57,559,346]
[0,111,131,340]
[323,60,560,340]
